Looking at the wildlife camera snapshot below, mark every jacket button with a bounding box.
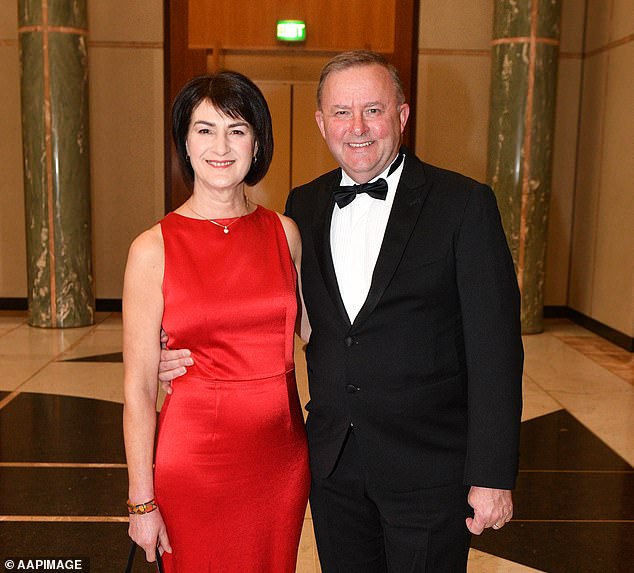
[344,336,355,347]
[345,384,360,393]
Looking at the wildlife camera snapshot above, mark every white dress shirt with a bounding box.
[330,155,405,323]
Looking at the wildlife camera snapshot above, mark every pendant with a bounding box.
[223,227,229,234]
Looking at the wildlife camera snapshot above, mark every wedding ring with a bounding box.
[492,523,502,529]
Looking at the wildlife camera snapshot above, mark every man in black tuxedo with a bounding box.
[160,51,523,572]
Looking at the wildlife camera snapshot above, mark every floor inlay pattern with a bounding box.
[471,410,634,572]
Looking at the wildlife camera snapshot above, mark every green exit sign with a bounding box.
[277,20,306,42]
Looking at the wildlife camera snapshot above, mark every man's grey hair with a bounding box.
[316,50,406,109]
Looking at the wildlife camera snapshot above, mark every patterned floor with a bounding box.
[0,313,632,572]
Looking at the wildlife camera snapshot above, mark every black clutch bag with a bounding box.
[125,541,165,573]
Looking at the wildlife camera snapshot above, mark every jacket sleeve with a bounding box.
[455,183,524,489]
[284,187,298,220]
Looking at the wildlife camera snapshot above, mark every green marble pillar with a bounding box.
[487,0,561,334]
[19,0,94,328]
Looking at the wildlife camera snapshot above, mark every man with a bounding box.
[160,51,523,572]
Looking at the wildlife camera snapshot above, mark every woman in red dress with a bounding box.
[123,72,310,572]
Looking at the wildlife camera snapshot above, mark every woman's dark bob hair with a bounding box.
[171,71,274,187]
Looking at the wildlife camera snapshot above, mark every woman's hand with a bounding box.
[128,509,172,561]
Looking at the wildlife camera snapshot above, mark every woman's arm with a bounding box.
[122,225,171,560]
[277,213,311,343]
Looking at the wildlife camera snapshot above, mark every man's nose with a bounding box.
[351,113,367,136]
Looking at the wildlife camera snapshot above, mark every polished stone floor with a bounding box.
[0,313,632,572]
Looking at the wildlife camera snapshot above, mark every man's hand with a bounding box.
[158,348,193,394]
[465,486,513,535]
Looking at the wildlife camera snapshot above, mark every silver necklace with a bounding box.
[187,196,250,234]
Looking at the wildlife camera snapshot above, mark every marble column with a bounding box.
[487,0,561,333]
[19,0,94,328]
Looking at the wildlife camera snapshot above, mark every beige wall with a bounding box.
[1,1,632,338]
[0,3,25,298]
[87,0,165,299]
[568,0,634,336]
[416,0,493,183]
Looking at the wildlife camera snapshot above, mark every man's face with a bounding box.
[315,64,409,184]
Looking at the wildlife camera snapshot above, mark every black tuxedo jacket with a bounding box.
[285,149,523,491]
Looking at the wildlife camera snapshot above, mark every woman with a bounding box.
[123,71,310,572]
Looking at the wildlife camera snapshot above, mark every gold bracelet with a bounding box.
[126,498,158,515]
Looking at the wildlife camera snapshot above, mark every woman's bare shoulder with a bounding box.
[127,224,164,269]
[274,212,300,241]
[274,212,301,261]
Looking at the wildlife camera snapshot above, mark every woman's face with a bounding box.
[186,100,257,193]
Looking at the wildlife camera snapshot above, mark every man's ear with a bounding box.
[315,110,326,140]
[399,103,410,133]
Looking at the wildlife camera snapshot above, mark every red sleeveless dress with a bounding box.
[154,206,310,572]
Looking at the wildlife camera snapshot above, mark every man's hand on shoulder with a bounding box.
[465,486,513,535]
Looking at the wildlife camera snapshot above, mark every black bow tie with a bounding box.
[333,178,388,208]
[333,152,404,208]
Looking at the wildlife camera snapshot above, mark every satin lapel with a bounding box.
[311,172,352,327]
[353,154,430,328]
